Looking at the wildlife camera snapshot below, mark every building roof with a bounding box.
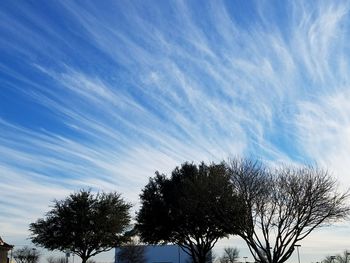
[0,236,14,250]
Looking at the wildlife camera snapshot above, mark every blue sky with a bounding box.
[1,0,350,262]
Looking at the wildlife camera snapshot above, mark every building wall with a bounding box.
[115,244,191,263]
[145,245,190,263]
[0,249,9,263]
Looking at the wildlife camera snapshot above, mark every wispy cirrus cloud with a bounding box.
[1,0,350,261]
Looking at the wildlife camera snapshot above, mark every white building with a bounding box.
[115,244,192,263]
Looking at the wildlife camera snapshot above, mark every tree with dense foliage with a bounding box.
[136,162,243,263]
[13,247,40,263]
[218,247,239,263]
[226,158,350,263]
[30,190,132,263]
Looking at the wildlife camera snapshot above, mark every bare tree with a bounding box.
[322,250,350,263]
[219,247,239,263]
[13,247,40,263]
[46,256,66,263]
[226,158,350,263]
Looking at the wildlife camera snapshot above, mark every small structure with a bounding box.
[0,237,14,263]
[116,244,213,263]
[115,244,191,263]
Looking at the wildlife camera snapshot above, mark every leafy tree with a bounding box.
[116,239,146,263]
[13,247,40,263]
[136,162,243,263]
[226,159,350,263]
[30,190,132,263]
[219,247,239,263]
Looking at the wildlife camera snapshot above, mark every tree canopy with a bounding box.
[226,158,350,263]
[29,190,131,263]
[136,162,243,263]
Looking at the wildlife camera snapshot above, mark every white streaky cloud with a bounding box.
[296,89,350,186]
[1,1,350,262]
[291,1,350,84]
[0,164,70,238]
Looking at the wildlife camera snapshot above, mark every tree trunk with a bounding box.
[81,256,88,263]
[185,245,210,263]
[190,254,199,263]
[198,254,207,263]
[197,251,210,263]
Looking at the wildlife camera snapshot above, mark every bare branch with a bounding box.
[227,158,350,263]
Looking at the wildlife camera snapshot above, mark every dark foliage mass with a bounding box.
[30,190,131,263]
[226,158,350,263]
[136,162,243,263]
